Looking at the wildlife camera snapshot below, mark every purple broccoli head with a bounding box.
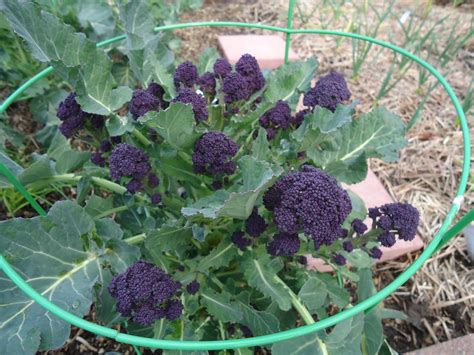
[126,179,142,194]
[370,203,419,242]
[171,88,209,122]
[186,280,200,295]
[174,61,198,89]
[235,54,265,94]
[91,152,106,167]
[197,71,217,96]
[222,72,249,104]
[333,254,346,266]
[109,143,151,181]
[214,58,232,78]
[129,89,161,119]
[151,193,162,205]
[57,93,87,138]
[369,247,383,259]
[342,240,354,252]
[303,72,351,112]
[263,165,352,249]
[99,140,112,153]
[267,232,300,256]
[192,132,238,175]
[108,260,182,326]
[231,231,252,251]
[245,207,267,238]
[148,173,160,188]
[258,100,292,139]
[351,219,368,235]
[291,109,311,127]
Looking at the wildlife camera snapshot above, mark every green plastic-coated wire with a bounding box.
[0,8,471,353]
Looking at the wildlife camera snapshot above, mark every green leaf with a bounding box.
[141,103,199,150]
[307,107,407,184]
[160,153,202,186]
[323,314,364,354]
[0,1,131,115]
[153,318,173,339]
[252,127,271,161]
[0,150,24,188]
[358,269,383,355]
[243,253,291,311]
[198,48,220,74]
[311,101,357,134]
[264,58,318,109]
[85,195,114,217]
[106,114,134,137]
[298,276,328,312]
[0,201,132,354]
[343,190,367,228]
[145,223,193,253]
[380,308,407,320]
[197,240,237,273]
[272,333,326,355]
[182,157,281,220]
[18,156,55,185]
[94,269,122,326]
[76,0,115,37]
[236,292,280,336]
[118,0,155,50]
[56,150,90,174]
[346,250,373,269]
[200,288,243,323]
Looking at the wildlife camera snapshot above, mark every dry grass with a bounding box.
[177,0,473,350]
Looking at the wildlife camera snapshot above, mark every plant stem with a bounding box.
[123,233,147,245]
[132,128,152,147]
[94,205,131,219]
[273,275,315,325]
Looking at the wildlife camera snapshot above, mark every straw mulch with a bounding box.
[178,0,473,351]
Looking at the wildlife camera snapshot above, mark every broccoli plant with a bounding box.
[0,1,417,354]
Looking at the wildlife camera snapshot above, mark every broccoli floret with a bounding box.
[245,207,267,238]
[109,143,151,181]
[267,232,300,256]
[197,71,217,96]
[303,72,351,112]
[126,179,142,193]
[213,58,232,78]
[151,193,162,205]
[222,72,249,103]
[148,173,160,188]
[235,53,265,94]
[378,231,396,247]
[231,231,251,251]
[91,152,105,167]
[171,88,208,122]
[342,240,354,252]
[99,140,112,153]
[174,61,198,89]
[369,247,383,259]
[371,203,419,242]
[258,100,292,140]
[192,132,238,175]
[351,218,368,235]
[56,93,86,138]
[108,260,182,326]
[186,280,200,295]
[333,254,346,265]
[291,108,311,127]
[263,165,352,249]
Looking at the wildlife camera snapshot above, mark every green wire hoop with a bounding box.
[0,0,471,351]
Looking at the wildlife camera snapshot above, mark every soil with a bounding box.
[1,0,473,353]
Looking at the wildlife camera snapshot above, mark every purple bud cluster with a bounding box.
[221,54,265,104]
[303,72,351,112]
[108,260,183,326]
[263,165,352,252]
[369,203,419,248]
[267,232,300,257]
[56,93,106,138]
[197,71,217,96]
[192,132,238,175]
[174,61,199,89]
[258,100,292,140]
[171,88,209,122]
[109,143,163,196]
[231,231,252,251]
[129,83,166,119]
[186,280,200,295]
[245,208,267,238]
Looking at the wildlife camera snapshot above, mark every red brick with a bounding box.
[217,35,299,69]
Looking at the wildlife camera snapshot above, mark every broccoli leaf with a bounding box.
[0,201,137,355]
[0,150,24,188]
[264,58,318,109]
[145,223,193,253]
[298,276,328,312]
[307,107,407,184]
[322,313,365,354]
[200,288,243,323]
[76,0,115,37]
[252,127,271,162]
[0,0,132,115]
[242,252,292,311]
[198,48,220,74]
[141,103,199,150]
[197,240,238,274]
[236,292,280,336]
[182,156,281,220]
[272,333,326,355]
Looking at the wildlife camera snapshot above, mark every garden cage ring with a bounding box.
[0,3,472,352]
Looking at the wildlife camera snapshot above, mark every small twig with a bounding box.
[76,335,99,352]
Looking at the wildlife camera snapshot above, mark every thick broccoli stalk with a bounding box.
[263,165,352,250]
[108,260,182,326]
